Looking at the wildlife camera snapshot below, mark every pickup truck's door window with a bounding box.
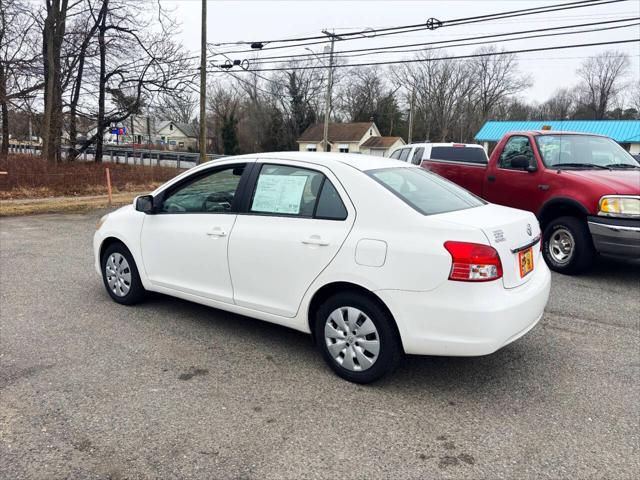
[140,164,247,303]
[498,136,536,170]
[228,163,354,317]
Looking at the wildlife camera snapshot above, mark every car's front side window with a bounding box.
[161,165,245,213]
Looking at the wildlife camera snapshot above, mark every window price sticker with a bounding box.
[251,174,308,214]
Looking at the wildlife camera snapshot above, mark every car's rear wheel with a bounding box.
[314,292,402,383]
[542,216,594,274]
[101,242,146,305]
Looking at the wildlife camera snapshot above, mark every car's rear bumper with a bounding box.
[588,216,640,258]
[376,260,551,356]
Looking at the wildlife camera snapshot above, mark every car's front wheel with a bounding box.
[101,242,146,305]
[314,292,403,383]
[542,216,594,274]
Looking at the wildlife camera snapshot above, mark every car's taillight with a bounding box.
[444,241,503,282]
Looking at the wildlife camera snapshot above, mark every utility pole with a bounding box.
[407,87,415,144]
[198,0,207,165]
[322,30,339,152]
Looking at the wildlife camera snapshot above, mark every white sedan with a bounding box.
[94,152,551,383]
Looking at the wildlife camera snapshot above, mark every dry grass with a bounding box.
[0,192,143,216]
[0,154,179,200]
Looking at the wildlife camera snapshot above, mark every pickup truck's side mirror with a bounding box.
[510,155,537,172]
[135,195,155,214]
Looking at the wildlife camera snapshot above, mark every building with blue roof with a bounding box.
[475,120,640,155]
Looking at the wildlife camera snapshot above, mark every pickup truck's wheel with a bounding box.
[314,292,402,384]
[542,216,594,274]
[101,242,146,305]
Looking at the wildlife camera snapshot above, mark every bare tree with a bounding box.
[41,0,72,163]
[154,92,198,124]
[630,81,640,119]
[338,67,403,136]
[576,50,630,119]
[398,50,475,141]
[538,88,575,120]
[68,0,193,161]
[208,83,240,154]
[64,0,105,160]
[268,61,324,149]
[0,0,42,160]
[469,46,532,122]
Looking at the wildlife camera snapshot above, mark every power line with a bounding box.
[208,38,639,73]
[243,17,639,66]
[211,0,630,54]
[290,21,640,64]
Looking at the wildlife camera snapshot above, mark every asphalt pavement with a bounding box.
[1,211,639,479]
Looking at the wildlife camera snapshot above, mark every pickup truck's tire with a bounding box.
[542,216,594,274]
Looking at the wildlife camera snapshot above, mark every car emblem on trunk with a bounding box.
[526,224,532,236]
[493,230,505,243]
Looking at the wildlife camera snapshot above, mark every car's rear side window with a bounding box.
[315,180,347,220]
[248,164,347,220]
[430,146,488,165]
[367,167,485,215]
[398,148,411,162]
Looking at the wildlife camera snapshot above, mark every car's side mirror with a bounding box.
[135,195,155,214]
[511,155,536,172]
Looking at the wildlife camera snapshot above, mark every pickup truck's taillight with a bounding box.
[444,241,503,282]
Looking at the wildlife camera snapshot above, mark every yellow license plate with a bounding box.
[518,247,534,278]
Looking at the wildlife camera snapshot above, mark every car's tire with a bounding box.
[101,242,146,305]
[542,216,594,275]
[313,291,403,384]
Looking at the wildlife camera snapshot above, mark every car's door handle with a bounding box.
[302,235,329,247]
[206,227,227,237]
[487,175,496,182]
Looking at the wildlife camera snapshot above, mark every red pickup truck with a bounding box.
[390,132,640,274]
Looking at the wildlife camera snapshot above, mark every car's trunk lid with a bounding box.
[434,204,541,288]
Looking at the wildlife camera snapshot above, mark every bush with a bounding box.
[0,155,180,199]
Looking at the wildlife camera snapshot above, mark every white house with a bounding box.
[156,121,199,151]
[360,136,406,157]
[297,122,382,153]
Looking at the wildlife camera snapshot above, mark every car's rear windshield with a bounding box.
[430,146,488,164]
[367,167,485,215]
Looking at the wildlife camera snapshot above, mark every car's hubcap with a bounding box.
[324,307,380,372]
[105,253,132,297]
[549,228,574,264]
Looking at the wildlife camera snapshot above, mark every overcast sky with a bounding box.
[161,0,640,104]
